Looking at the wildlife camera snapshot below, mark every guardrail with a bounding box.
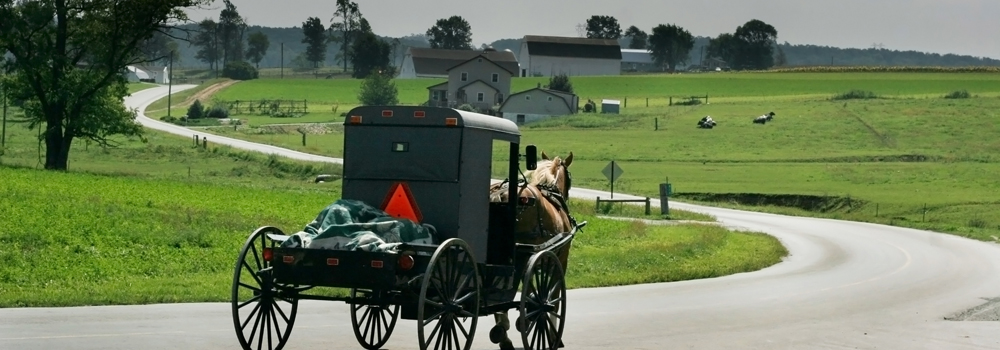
[595,196,651,215]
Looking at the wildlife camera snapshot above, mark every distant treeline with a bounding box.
[166,25,1000,70]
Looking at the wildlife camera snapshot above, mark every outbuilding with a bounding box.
[517,35,621,77]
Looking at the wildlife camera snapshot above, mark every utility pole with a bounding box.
[280,42,284,79]
[167,50,174,119]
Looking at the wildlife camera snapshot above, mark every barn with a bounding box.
[518,35,622,77]
[125,65,170,84]
[498,87,579,125]
[397,47,519,79]
[620,49,660,72]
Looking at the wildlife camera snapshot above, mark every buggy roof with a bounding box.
[345,106,520,143]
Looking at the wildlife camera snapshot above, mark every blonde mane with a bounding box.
[523,158,560,187]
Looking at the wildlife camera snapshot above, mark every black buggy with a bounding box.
[230,106,585,350]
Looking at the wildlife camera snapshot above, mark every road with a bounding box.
[3,86,1000,350]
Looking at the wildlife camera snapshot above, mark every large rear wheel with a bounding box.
[519,251,566,350]
[417,238,481,350]
[231,227,298,350]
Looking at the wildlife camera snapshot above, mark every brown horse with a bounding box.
[488,151,575,350]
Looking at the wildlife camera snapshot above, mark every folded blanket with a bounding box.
[281,199,437,253]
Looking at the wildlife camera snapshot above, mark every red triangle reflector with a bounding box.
[381,182,422,223]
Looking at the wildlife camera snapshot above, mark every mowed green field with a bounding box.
[192,72,1000,240]
[0,106,777,306]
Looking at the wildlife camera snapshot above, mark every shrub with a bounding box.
[222,61,259,81]
[206,104,230,119]
[944,90,971,99]
[187,100,204,119]
[357,71,399,106]
[832,90,879,100]
[456,104,476,112]
[548,74,574,94]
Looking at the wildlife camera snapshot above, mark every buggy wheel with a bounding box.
[519,251,566,350]
[232,227,298,350]
[350,288,399,350]
[418,238,481,350]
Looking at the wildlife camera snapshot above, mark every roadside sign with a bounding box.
[602,161,624,183]
[602,161,624,198]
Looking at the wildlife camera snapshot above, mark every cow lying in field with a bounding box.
[697,116,717,129]
[753,112,775,124]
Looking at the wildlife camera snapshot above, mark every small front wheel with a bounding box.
[350,288,399,350]
[519,251,566,350]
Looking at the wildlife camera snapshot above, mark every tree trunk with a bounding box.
[43,121,72,170]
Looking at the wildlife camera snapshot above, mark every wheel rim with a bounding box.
[232,228,298,350]
[418,239,480,350]
[520,251,566,350]
[351,288,399,350]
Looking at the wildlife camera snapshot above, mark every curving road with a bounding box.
[3,86,1000,350]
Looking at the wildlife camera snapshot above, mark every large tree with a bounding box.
[733,19,778,70]
[0,0,206,170]
[329,0,361,72]
[623,25,648,49]
[648,24,695,72]
[245,31,269,69]
[357,70,398,106]
[350,19,391,79]
[191,19,220,71]
[585,15,621,39]
[426,16,472,50]
[139,31,176,66]
[218,0,246,65]
[301,17,327,69]
[707,32,738,65]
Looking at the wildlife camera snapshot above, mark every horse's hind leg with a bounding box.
[490,311,514,350]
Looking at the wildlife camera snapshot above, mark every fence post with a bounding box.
[923,203,926,222]
[302,133,306,146]
[595,196,600,212]
[669,96,673,106]
[646,98,649,107]
[202,136,207,149]
[193,134,198,146]
[624,97,627,108]
[645,197,651,215]
[705,95,709,104]
[875,203,879,217]
[655,118,658,131]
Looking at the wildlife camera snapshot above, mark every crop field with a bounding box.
[189,72,1000,240]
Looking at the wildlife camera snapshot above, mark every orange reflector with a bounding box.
[282,255,294,264]
[380,182,423,223]
[382,110,393,117]
[371,260,384,269]
[262,248,273,262]
[349,115,362,124]
[445,118,458,126]
[414,111,426,118]
[327,258,339,266]
[398,254,415,271]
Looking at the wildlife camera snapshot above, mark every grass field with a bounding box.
[186,72,1000,241]
[1,108,769,307]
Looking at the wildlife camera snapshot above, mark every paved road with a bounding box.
[3,86,1000,350]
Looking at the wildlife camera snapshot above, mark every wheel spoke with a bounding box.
[454,316,470,339]
[241,261,263,285]
[247,303,264,348]
[238,295,261,309]
[360,306,373,337]
[239,282,262,293]
[451,320,462,350]
[241,302,262,330]
[266,306,273,350]
[453,273,472,300]
[249,243,263,271]
[423,309,446,326]
[433,320,446,350]
[269,302,284,343]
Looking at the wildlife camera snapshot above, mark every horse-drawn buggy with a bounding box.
[230,106,584,350]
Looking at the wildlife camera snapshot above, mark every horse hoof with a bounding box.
[489,325,508,344]
[499,339,515,350]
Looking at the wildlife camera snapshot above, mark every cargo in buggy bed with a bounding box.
[279,199,438,253]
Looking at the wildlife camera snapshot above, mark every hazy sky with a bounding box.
[186,0,1000,59]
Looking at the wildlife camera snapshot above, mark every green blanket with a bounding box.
[281,199,437,253]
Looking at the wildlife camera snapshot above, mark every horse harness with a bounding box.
[506,163,577,240]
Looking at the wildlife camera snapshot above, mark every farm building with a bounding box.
[398,47,519,79]
[518,35,622,77]
[425,51,516,111]
[621,49,661,72]
[498,87,579,125]
[125,65,170,84]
